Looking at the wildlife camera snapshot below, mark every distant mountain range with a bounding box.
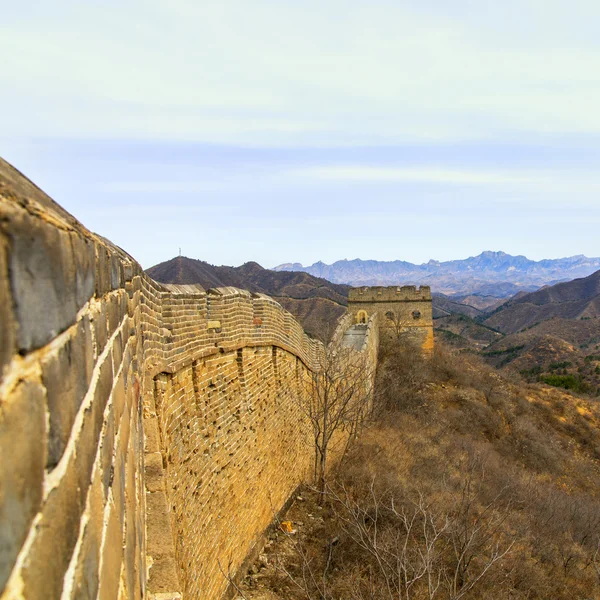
[274,252,600,297]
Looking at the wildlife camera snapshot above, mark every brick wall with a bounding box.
[0,159,379,600]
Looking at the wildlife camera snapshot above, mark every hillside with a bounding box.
[146,256,349,339]
[435,313,504,350]
[241,340,600,600]
[432,293,506,319]
[274,251,600,296]
[485,269,600,334]
[467,272,600,394]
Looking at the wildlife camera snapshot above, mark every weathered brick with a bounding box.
[0,378,46,590]
[98,496,122,600]
[76,353,114,500]
[110,255,122,291]
[42,316,95,468]
[17,452,85,600]
[0,232,14,381]
[95,244,111,298]
[100,410,116,498]
[66,469,105,600]
[70,231,96,308]
[6,209,79,352]
[92,305,108,358]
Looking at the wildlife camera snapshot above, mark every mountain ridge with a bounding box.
[273,252,600,296]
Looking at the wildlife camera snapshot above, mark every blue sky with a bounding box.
[1,0,599,268]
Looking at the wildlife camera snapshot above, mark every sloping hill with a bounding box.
[146,256,349,339]
[485,270,600,334]
[478,274,600,393]
[435,314,504,350]
[432,293,507,319]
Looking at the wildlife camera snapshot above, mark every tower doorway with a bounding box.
[356,310,368,324]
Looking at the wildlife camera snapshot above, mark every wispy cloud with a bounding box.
[299,166,544,185]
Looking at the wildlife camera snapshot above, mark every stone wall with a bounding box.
[0,159,379,600]
[0,159,147,600]
[348,285,434,351]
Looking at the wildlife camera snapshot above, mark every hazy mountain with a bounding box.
[146,256,349,340]
[274,252,600,296]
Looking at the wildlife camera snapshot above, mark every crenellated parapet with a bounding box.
[348,285,432,303]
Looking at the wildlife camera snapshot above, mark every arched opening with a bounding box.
[356,310,368,324]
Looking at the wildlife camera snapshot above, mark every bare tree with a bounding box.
[298,341,375,504]
[384,309,421,341]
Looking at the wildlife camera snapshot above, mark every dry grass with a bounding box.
[240,339,600,599]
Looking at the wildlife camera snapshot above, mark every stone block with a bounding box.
[98,496,123,600]
[122,262,134,282]
[110,255,122,291]
[112,369,126,426]
[66,470,104,600]
[70,231,95,308]
[76,352,113,502]
[112,442,127,528]
[17,450,86,600]
[107,294,121,338]
[0,233,14,382]
[120,291,129,320]
[92,305,108,358]
[112,330,123,374]
[0,378,46,591]
[5,208,80,353]
[100,410,115,498]
[42,316,94,468]
[95,243,111,298]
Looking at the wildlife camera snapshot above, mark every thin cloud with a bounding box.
[300,166,544,185]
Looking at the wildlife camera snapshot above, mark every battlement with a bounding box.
[348,285,432,303]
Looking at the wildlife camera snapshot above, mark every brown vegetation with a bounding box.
[296,342,375,502]
[240,339,600,599]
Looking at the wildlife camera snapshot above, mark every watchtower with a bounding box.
[347,285,434,351]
